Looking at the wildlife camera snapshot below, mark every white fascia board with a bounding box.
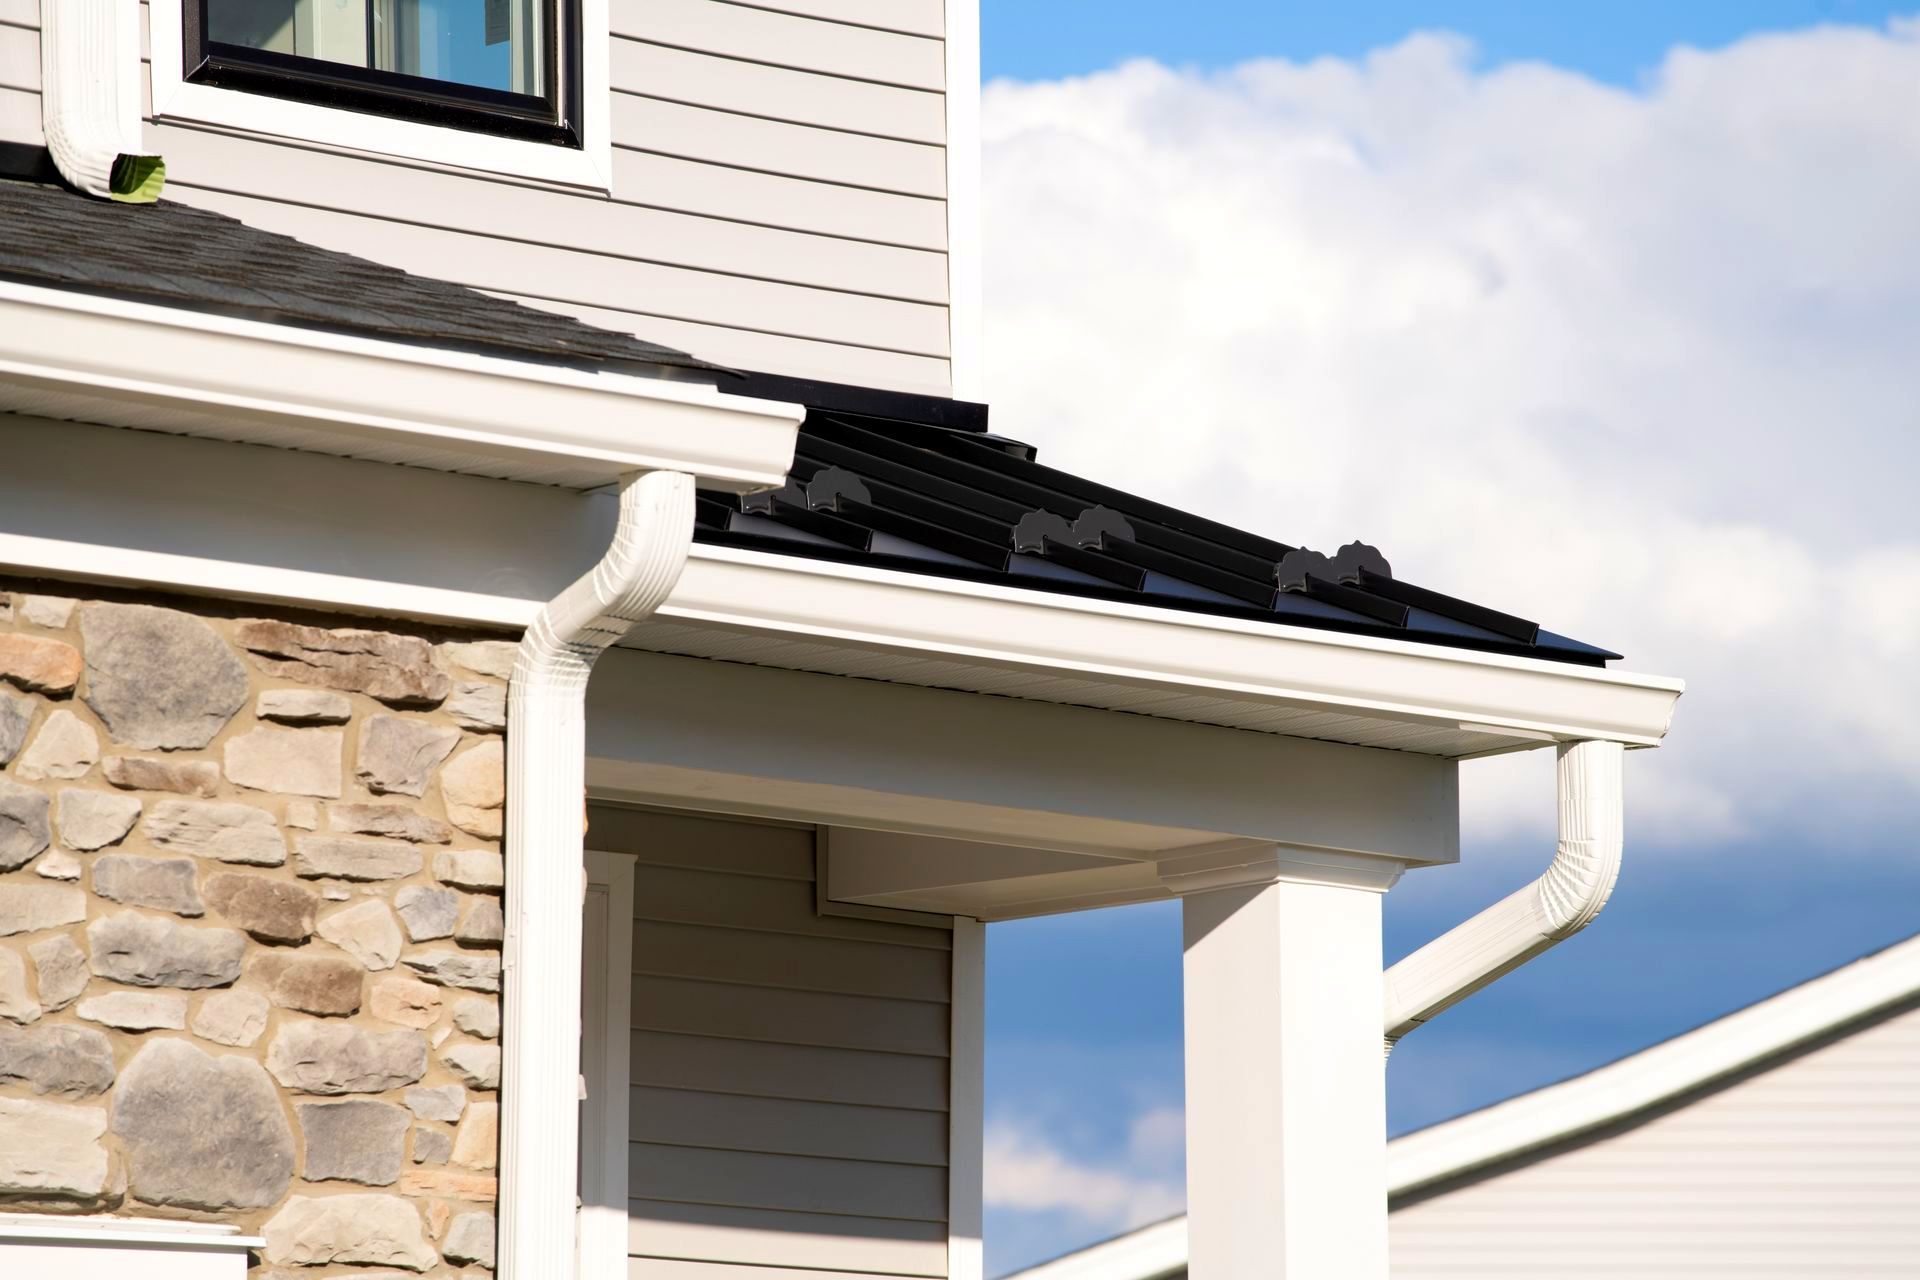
[1010,1217,1189,1280]
[0,1215,263,1249]
[0,281,801,492]
[660,545,1686,747]
[1387,929,1920,1197]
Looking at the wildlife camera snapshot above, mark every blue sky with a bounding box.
[982,0,1908,83]
[977,4,1920,1274]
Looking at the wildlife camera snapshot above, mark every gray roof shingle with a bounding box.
[0,176,716,377]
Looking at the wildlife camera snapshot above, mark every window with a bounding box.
[184,0,581,145]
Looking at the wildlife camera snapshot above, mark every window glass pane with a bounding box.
[206,0,546,96]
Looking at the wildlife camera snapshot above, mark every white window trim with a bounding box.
[147,0,614,190]
[949,916,986,1280]
[581,848,635,1277]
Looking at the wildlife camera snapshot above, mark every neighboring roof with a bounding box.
[693,383,1620,667]
[0,175,715,377]
[1006,928,1920,1280]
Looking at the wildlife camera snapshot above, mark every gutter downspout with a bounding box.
[1383,738,1624,1052]
[40,0,165,201]
[498,469,695,1279]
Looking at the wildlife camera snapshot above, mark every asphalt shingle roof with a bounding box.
[0,176,715,377]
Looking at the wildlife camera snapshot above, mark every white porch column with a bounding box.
[1162,844,1403,1279]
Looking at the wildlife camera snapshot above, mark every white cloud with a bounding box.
[982,23,1920,850]
[985,1106,1186,1229]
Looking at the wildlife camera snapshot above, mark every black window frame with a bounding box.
[182,0,584,148]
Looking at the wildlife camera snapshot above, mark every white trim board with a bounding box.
[948,916,986,1280]
[580,849,636,1279]
[1005,929,1920,1280]
[147,0,615,189]
[942,0,983,399]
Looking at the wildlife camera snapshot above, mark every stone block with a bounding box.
[0,691,32,764]
[77,990,187,1031]
[20,595,77,628]
[112,1038,295,1210]
[318,899,403,970]
[446,681,505,733]
[86,911,246,988]
[397,1169,496,1201]
[145,799,286,865]
[295,835,423,881]
[91,853,205,916]
[299,1099,411,1185]
[257,688,353,724]
[0,883,85,936]
[412,1126,453,1164]
[403,951,500,992]
[0,775,53,871]
[34,849,81,880]
[56,788,141,850]
[267,1019,428,1094]
[395,885,460,941]
[0,945,40,1023]
[356,715,460,798]
[239,620,451,708]
[443,1211,496,1267]
[27,934,87,1010]
[285,798,320,829]
[191,987,270,1047]
[452,998,498,1040]
[204,872,319,944]
[226,726,344,798]
[450,1100,498,1171]
[0,632,82,695]
[330,802,454,843]
[263,1193,439,1271]
[439,741,504,839]
[441,1044,501,1091]
[437,640,515,680]
[0,1096,110,1203]
[455,897,504,947]
[435,849,503,892]
[251,951,365,1016]
[404,1084,467,1123]
[0,1023,115,1095]
[103,755,221,797]
[369,974,442,1029]
[80,604,248,748]
[15,708,99,781]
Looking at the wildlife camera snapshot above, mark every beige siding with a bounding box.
[1389,1000,1920,1277]
[589,807,952,1280]
[3,1,951,391]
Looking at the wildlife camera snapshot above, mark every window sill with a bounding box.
[149,0,613,191]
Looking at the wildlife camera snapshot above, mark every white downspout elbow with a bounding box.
[498,469,695,1279]
[1384,738,1625,1051]
[40,0,165,201]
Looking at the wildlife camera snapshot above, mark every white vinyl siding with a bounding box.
[0,1,952,393]
[587,807,953,1280]
[1389,1000,1920,1277]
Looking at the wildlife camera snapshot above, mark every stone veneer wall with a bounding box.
[0,583,512,1276]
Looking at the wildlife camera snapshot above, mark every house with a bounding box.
[0,2,1681,1278]
[1008,929,1920,1280]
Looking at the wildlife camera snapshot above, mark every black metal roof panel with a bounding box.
[697,381,1621,668]
[0,173,715,377]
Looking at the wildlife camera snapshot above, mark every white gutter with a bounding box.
[40,0,165,201]
[1383,738,1624,1049]
[498,469,697,1280]
[0,282,799,492]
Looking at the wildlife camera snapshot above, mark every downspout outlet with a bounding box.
[41,0,166,201]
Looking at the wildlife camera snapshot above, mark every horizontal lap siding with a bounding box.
[1390,1001,1920,1276]
[601,809,952,1280]
[109,0,952,390]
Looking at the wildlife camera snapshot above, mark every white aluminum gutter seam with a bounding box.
[498,469,696,1280]
[1009,932,1920,1280]
[1383,739,1624,1050]
[0,281,801,492]
[40,0,165,201]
